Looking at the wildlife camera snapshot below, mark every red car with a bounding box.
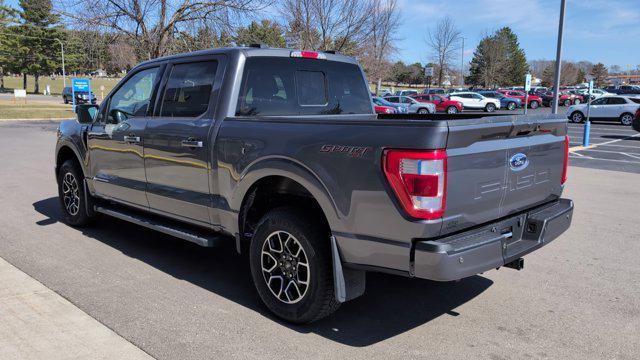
[498,90,542,109]
[374,105,396,114]
[411,94,463,114]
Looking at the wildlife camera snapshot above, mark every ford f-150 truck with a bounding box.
[55,46,574,323]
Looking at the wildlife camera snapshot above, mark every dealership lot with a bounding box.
[0,120,638,359]
[568,122,640,174]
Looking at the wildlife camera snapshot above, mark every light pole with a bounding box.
[460,37,465,88]
[54,38,66,89]
[551,0,566,114]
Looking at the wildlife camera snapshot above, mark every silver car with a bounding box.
[383,95,436,114]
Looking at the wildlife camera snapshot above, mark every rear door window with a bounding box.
[159,61,218,117]
[236,57,371,116]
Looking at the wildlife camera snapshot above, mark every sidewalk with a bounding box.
[0,257,153,360]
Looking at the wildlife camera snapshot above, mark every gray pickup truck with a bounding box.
[55,46,573,323]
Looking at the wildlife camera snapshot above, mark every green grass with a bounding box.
[2,76,121,96]
[0,100,75,119]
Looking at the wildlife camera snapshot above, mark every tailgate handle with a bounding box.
[516,130,532,136]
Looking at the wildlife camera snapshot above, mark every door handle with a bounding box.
[123,135,141,143]
[181,139,203,148]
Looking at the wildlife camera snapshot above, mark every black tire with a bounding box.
[620,112,634,126]
[57,159,92,226]
[563,99,571,107]
[485,103,496,112]
[249,207,339,323]
[417,108,429,114]
[507,102,516,111]
[446,105,458,114]
[63,96,68,104]
[573,99,581,105]
[632,115,640,133]
[530,100,540,109]
[570,111,585,123]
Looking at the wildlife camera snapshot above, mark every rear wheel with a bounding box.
[63,96,68,104]
[249,207,339,323]
[620,113,634,126]
[563,99,571,107]
[507,102,516,110]
[57,159,92,226]
[570,111,585,123]
[446,106,458,114]
[530,100,540,109]
[417,108,429,114]
[485,103,496,112]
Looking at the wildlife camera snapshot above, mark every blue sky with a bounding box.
[395,0,640,68]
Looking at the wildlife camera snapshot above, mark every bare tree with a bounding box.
[108,38,137,73]
[359,0,400,93]
[280,0,370,54]
[426,16,460,86]
[58,0,269,59]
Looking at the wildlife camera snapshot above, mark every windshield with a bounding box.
[373,97,396,107]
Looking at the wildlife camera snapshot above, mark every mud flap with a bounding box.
[331,236,366,302]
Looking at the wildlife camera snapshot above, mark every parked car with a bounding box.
[603,85,640,96]
[540,91,580,107]
[56,46,573,324]
[449,92,501,112]
[374,104,395,114]
[565,90,586,104]
[383,95,436,114]
[566,95,640,125]
[373,96,408,114]
[394,89,419,97]
[421,87,446,95]
[62,86,97,104]
[411,94,463,114]
[478,91,521,110]
[577,88,614,101]
[497,90,542,109]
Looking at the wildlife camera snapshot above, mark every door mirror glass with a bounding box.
[75,104,99,123]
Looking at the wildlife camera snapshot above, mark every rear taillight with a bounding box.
[562,135,569,184]
[383,149,447,220]
[290,51,326,60]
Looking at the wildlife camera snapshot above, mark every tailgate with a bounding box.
[442,114,567,235]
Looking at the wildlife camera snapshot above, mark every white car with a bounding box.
[577,88,614,100]
[394,89,419,97]
[383,95,436,114]
[566,95,640,125]
[449,92,501,112]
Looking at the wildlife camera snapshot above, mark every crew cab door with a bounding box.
[143,56,222,226]
[87,65,162,207]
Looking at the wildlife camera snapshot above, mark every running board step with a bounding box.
[94,205,223,247]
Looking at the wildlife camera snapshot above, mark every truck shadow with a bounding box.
[33,197,493,347]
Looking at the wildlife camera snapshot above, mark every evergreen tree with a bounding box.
[591,63,608,87]
[467,27,528,87]
[495,27,528,85]
[14,0,63,93]
[0,0,19,90]
[235,20,285,48]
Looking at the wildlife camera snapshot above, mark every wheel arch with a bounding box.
[55,144,85,181]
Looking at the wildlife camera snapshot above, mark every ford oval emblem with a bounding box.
[509,153,529,171]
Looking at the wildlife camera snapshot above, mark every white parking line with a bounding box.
[569,154,640,165]
[578,148,640,160]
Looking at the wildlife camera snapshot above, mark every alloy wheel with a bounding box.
[62,172,80,216]
[261,231,310,304]
[621,114,633,125]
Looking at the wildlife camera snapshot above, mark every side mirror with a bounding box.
[75,104,99,124]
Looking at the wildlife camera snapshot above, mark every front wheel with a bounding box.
[249,208,339,323]
[563,99,572,107]
[570,111,585,123]
[63,96,68,104]
[485,103,496,112]
[530,100,540,109]
[57,159,92,226]
[446,106,458,114]
[417,108,429,114]
[620,113,634,126]
[573,99,581,105]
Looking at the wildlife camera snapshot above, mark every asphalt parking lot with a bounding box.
[0,119,638,360]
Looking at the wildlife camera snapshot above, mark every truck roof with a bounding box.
[137,46,359,67]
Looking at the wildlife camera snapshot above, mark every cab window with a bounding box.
[106,67,159,124]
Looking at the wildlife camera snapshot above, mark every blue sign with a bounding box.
[71,78,91,107]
